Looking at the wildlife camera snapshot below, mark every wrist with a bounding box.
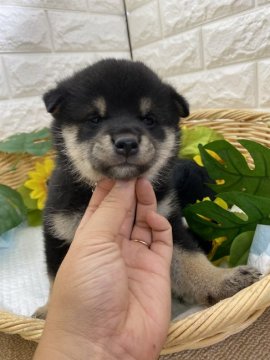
[34,327,136,360]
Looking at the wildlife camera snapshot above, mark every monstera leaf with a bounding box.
[0,128,52,156]
[184,191,270,261]
[199,140,270,197]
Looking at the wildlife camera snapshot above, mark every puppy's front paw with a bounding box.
[171,248,262,307]
[211,266,261,304]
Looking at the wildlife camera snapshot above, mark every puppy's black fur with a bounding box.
[37,59,260,317]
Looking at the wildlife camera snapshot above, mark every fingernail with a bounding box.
[115,179,135,188]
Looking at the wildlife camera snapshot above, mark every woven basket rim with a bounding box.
[1,108,270,355]
[186,108,270,121]
[1,273,269,354]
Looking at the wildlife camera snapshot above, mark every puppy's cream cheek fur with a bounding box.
[145,129,177,183]
[62,126,103,185]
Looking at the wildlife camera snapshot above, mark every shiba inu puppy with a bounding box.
[35,59,260,318]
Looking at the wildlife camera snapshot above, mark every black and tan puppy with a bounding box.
[35,59,260,317]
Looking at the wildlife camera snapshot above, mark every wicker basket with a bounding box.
[0,109,270,355]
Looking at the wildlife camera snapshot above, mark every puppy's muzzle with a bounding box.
[113,135,139,157]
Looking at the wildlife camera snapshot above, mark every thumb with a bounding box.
[74,180,136,245]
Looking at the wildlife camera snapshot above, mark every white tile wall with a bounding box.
[0,1,88,10]
[128,1,161,48]
[133,29,202,77]
[48,11,128,52]
[125,0,151,11]
[0,60,9,100]
[1,0,270,139]
[259,60,270,107]
[203,7,270,68]
[169,63,257,109]
[87,0,124,15]
[3,52,129,98]
[0,1,130,139]
[129,0,270,111]
[159,0,254,37]
[0,97,52,136]
[0,7,52,52]
[258,0,270,4]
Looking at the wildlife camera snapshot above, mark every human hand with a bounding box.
[34,178,173,360]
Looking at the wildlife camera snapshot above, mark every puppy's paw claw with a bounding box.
[215,266,261,303]
[204,266,261,306]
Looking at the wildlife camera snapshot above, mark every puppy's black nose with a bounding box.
[114,137,139,156]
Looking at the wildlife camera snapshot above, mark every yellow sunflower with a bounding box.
[24,157,55,210]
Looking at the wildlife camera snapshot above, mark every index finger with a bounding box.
[78,179,115,231]
[75,180,137,245]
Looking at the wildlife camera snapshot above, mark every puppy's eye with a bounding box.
[86,114,102,124]
[140,114,156,127]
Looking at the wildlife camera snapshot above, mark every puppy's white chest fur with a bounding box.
[157,191,176,218]
[48,212,82,244]
[48,190,176,244]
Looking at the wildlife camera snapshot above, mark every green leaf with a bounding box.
[17,185,38,210]
[27,209,43,226]
[212,239,233,262]
[179,126,224,159]
[199,139,270,197]
[0,128,52,156]
[184,191,270,261]
[0,185,27,235]
[16,187,42,226]
[229,231,255,267]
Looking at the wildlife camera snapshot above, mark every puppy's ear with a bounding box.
[43,87,65,114]
[169,86,190,118]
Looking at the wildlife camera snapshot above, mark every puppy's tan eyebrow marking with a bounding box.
[140,97,152,115]
[93,97,106,117]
